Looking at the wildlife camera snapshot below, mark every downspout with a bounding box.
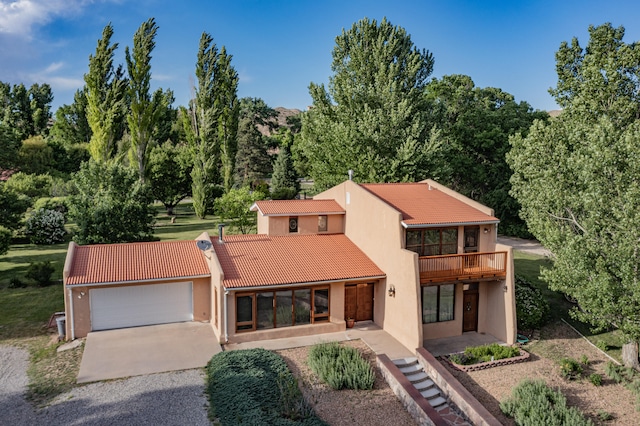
[224,288,229,343]
[68,288,75,340]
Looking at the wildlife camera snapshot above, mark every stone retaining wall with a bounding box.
[416,348,502,426]
[443,349,530,372]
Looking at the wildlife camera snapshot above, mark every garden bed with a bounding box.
[444,347,530,372]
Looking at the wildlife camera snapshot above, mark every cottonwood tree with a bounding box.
[301,17,441,190]
[0,82,53,141]
[84,23,127,163]
[427,75,547,237]
[49,89,92,146]
[125,18,166,182]
[508,23,640,369]
[214,47,239,193]
[148,142,192,215]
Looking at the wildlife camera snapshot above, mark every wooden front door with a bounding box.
[462,291,478,332]
[344,283,374,322]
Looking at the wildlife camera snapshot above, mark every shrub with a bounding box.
[559,357,583,380]
[26,261,55,287]
[4,172,54,200]
[515,275,550,330]
[307,342,375,390]
[24,208,66,245]
[596,340,609,352]
[597,410,613,421]
[500,379,593,426]
[452,343,521,365]
[0,225,11,256]
[206,348,325,425]
[8,276,27,288]
[32,197,69,215]
[589,373,602,386]
[580,354,589,365]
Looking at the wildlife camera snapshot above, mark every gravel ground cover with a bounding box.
[0,344,210,426]
[278,340,417,426]
[443,321,640,425]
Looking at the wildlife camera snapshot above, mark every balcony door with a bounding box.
[344,283,374,322]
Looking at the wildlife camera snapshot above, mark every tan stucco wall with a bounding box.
[65,277,211,339]
[480,243,516,344]
[316,181,423,352]
[260,214,344,236]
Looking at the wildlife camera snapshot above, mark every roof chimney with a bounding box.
[348,169,353,181]
[218,223,225,243]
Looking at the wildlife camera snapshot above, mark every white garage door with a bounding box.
[90,282,193,331]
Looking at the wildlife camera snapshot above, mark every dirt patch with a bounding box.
[278,340,416,426]
[443,321,639,425]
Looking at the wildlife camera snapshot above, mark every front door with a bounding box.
[462,291,478,332]
[344,283,374,322]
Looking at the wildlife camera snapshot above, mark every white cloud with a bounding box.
[27,62,83,90]
[44,61,64,73]
[0,0,112,37]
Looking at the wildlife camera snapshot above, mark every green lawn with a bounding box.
[513,250,625,362]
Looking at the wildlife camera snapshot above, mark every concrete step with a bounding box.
[398,363,422,374]
[405,371,429,383]
[413,378,435,391]
[420,387,440,399]
[429,396,448,409]
[392,357,418,368]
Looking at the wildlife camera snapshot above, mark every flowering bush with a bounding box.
[515,275,550,330]
[24,208,66,245]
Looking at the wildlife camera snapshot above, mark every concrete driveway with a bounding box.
[77,322,222,383]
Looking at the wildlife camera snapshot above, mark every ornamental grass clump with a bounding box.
[500,379,593,426]
[308,342,375,390]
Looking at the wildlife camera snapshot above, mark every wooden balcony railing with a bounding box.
[419,251,507,283]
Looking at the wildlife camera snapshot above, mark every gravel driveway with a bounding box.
[0,345,211,426]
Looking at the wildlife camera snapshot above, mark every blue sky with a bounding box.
[1,0,640,113]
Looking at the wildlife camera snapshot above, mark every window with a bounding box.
[289,217,298,233]
[422,284,455,324]
[406,228,458,256]
[318,215,328,232]
[236,287,329,332]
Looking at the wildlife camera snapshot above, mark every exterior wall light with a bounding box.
[484,227,489,234]
[388,284,396,297]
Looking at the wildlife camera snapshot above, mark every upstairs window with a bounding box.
[406,228,458,256]
[289,216,298,233]
[318,215,328,232]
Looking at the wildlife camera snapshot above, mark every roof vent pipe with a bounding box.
[218,223,225,243]
[348,169,353,181]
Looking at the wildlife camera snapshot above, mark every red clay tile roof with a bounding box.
[361,183,499,226]
[65,240,210,285]
[213,234,384,289]
[252,199,345,216]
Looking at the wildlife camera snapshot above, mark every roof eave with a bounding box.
[401,220,500,229]
[223,275,386,291]
[259,211,346,217]
[65,274,212,287]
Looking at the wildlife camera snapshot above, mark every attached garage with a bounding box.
[90,282,194,331]
[63,239,213,339]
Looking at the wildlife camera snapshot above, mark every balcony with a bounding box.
[419,251,507,284]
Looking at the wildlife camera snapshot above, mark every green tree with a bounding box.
[0,82,53,140]
[69,160,155,244]
[85,23,128,163]
[301,17,441,190]
[0,184,30,230]
[239,97,278,132]
[215,186,265,234]
[49,89,92,146]
[508,23,640,369]
[4,172,54,201]
[125,18,165,182]
[147,142,192,215]
[16,135,54,175]
[270,146,299,200]
[0,123,20,169]
[427,75,548,237]
[214,47,239,193]
[234,117,271,187]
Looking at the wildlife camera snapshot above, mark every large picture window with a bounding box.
[236,287,329,332]
[406,228,458,256]
[422,284,455,324]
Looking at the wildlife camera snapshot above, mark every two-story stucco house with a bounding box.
[63,179,516,353]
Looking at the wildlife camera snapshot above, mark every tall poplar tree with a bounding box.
[84,23,127,163]
[214,47,239,193]
[125,17,165,182]
[301,17,441,190]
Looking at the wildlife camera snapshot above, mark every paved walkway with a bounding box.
[423,332,502,357]
[497,235,551,257]
[224,321,414,359]
[78,322,221,383]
